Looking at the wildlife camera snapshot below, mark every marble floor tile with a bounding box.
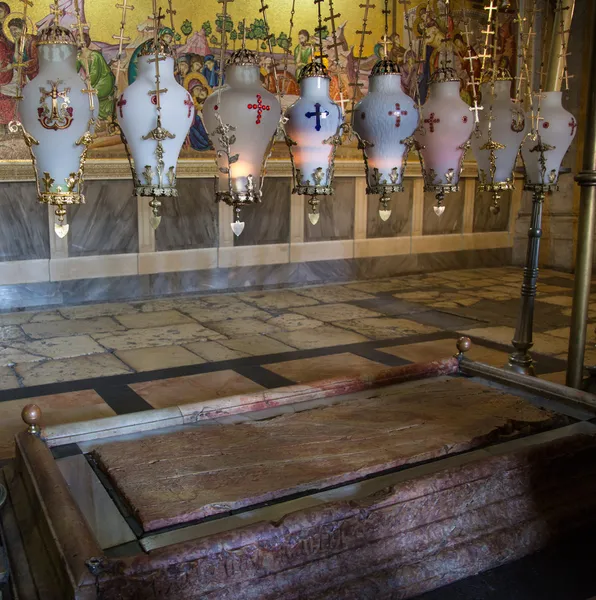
[0,347,45,366]
[115,345,206,372]
[0,390,114,460]
[198,294,244,307]
[539,371,567,385]
[59,303,139,320]
[204,318,281,338]
[544,328,570,340]
[457,278,502,288]
[264,352,388,384]
[129,370,264,409]
[218,335,296,356]
[184,341,250,362]
[0,366,19,390]
[434,270,483,281]
[293,285,375,304]
[290,303,382,323]
[115,309,196,329]
[0,326,25,342]
[393,291,441,303]
[458,326,516,345]
[10,335,106,360]
[0,311,64,326]
[22,317,125,339]
[536,284,573,294]
[239,290,320,310]
[380,338,510,367]
[536,295,574,307]
[185,302,271,323]
[94,324,224,351]
[264,313,323,331]
[15,354,132,387]
[531,333,573,356]
[334,318,439,340]
[267,325,368,350]
[344,280,404,294]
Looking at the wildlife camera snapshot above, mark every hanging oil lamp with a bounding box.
[202,26,281,236]
[283,0,343,225]
[352,3,419,222]
[117,2,194,229]
[15,0,97,238]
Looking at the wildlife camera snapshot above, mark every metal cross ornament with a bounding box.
[305,102,330,131]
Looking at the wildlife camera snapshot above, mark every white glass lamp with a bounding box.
[203,47,281,236]
[414,70,475,215]
[521,91,577,191]
[284,60,343,225]
[117,36,194,228]
[353,57,419,221]
[470,74,526,213]
[18,20,97,237]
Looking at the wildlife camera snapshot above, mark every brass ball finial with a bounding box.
[456,336,472,357]
[22,404,42,436]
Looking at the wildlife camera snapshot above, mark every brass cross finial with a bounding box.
[49,0,63,22]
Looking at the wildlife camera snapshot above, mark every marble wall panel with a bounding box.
[0,182,49,261]
[304,178,355,242]
[366,181,413,239]
[473,186,512,232]
[68,181,138,257]
[234,178,291,247]
[422,189,464,235]
[155,179,218,251]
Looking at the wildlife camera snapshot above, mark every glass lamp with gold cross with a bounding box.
[117,2,194,229]
[14,0,98,238]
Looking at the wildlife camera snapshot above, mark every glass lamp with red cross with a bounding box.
[203,46,281,236]
[117,27,195,229]
[284,57,343,225]
[352,53,419,221]
[520,91,577,192]
[414,67,475,215]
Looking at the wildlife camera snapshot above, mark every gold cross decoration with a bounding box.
[49,0,63,22]
[380,33,390,59]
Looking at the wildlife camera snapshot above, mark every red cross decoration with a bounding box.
[247,94,270,125]
[569,118,577,136]
[184,95,193,118]
[389,103,408,127]
[424,112,441,133]
[117,95,127,118]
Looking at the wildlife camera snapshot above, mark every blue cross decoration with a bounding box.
[305,103,330,132]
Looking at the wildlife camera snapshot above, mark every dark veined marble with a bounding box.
[0,248,512,311]
[304,178,355,242]
[234,178,291,247]
[68,181,138,256]
[155,179,218,251]
[0,182,49,261]
[366,180,413,238]
[473,187,512,232]
[422,188,464,235]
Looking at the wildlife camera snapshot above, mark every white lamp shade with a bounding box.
[284,76,342,191]
[117,55,194,196]
[353,73,419,190]
[20,43,97,197]
[470,81,526,188]
[414,80,474,189]
[203,64,281,199]
[521,91,577,188]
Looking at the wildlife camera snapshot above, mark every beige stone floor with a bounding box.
[0,266,590,390]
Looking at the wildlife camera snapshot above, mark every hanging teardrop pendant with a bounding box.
[307,196,320,225]
[149,197,162,230]
[54,205,69,238]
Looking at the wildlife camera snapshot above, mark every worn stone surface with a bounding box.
[93,377,558,532]
[94,434,596,600]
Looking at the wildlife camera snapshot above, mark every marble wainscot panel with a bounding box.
[366,180,413,239]
[0,182,50,261]
[304,178,355,242]
[234,178,291,247]
[474,187,512,232]
[422,189,464,235]
[68,181,138,256]
[155,179,218,251]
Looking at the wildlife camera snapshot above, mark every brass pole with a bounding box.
[545,0,575,92]
[508,188,544,376]
[566,2,596,388]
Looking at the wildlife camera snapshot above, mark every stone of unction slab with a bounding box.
[92,377,560,532]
